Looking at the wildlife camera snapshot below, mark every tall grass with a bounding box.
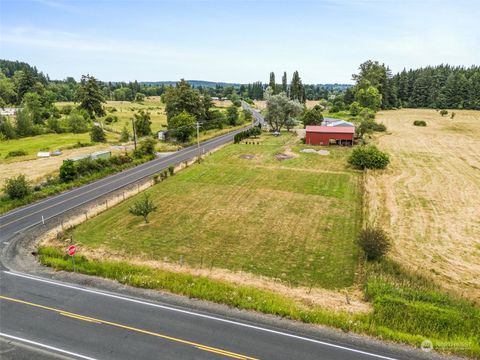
[39,247,480,358]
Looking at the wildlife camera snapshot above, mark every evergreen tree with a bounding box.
[468,71,480,109]
[269,72,276,93]
[290,71,305,103]
[76,75,106,118]
[282,71,288,94]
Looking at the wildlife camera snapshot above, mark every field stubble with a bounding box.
[365,109,480,302]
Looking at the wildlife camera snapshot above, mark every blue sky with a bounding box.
[0,0,478,84]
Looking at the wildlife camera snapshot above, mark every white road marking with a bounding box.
[3,271,399,360]
[0,332,98,360]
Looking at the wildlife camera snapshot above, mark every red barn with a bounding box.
[305,126,355,146]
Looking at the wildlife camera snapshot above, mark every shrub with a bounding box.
[349,101,362,116]
[59,160,78,182]
[129,194,157,223]
[234,126,261,144]
[226,105,239,126]
[120,126,130,142]
[301,106,324,127]
[440,109,448,117]
[359,108,376,120]
[104,115,118,124]
[61,105,73,115]
[168,165,175,176]
[6,150,27,158]
[0,116,17,139]
[450,112,456,119]
[109,154,133,166]
[3,175,32,199]
[372,122,386,132]
[356,227,391,261]
[68,112,89,133]
[348,145,390,169]
[90,125,106,142]
[139,138,157,156]
[76,158,104,177]
[413,120,427,127]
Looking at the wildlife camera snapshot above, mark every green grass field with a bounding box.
[0,132,105,163]
[57,99,168,134]
[72,133,362,289]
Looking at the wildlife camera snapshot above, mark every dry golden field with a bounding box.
[254,100,319,110]
[366,109,480,302]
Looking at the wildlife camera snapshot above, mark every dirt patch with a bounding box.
[276,153,294,161]
[276,147,298,161]
[301,149,330,156]
[239,154,255,160]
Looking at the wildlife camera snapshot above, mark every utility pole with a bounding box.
[131,118,137,151]
[196,121,200,160]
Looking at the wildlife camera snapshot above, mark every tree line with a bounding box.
[345,60,480,110]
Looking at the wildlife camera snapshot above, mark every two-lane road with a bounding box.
[0,271,407,360]
[0,124,252,245]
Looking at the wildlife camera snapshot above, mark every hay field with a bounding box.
[365,109,480,302]
[72,134,363,290]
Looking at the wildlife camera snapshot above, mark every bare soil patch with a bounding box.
[239,154,255,160]
[275,153,294,161]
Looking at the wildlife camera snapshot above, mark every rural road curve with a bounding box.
[0,106,443,359]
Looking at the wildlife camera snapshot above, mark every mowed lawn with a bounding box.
[72,134,363,289]
[0,132,92,163]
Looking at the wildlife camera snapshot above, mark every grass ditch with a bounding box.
[39,246,480,358]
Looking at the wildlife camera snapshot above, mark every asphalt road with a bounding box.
[0,271,414,360]
[0,124,252,244]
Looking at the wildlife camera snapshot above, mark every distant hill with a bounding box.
[141,80,353,89]
[140,80,243,88]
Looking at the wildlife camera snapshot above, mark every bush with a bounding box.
[59,160,78,182]
[104,115,118,124]
[234,126,261,144]
[413,120,427,127]
[68,111,89,133]
[138,138,157,156]
[61,105,73,115]
[120,126,130,142]
[348,145,390,169]
[356,227,391,261]
[0,116,17,139]
[3,175,32,199]
[168,165,175,176]
[109,154,133,166]
[5,150,27,158]
[349,101,362,116]
[439,109,448,117]
[301,106,324,127]
[90,126,106,142]
[129,194,157,223]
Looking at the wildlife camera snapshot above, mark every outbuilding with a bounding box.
[305,125,354,146]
